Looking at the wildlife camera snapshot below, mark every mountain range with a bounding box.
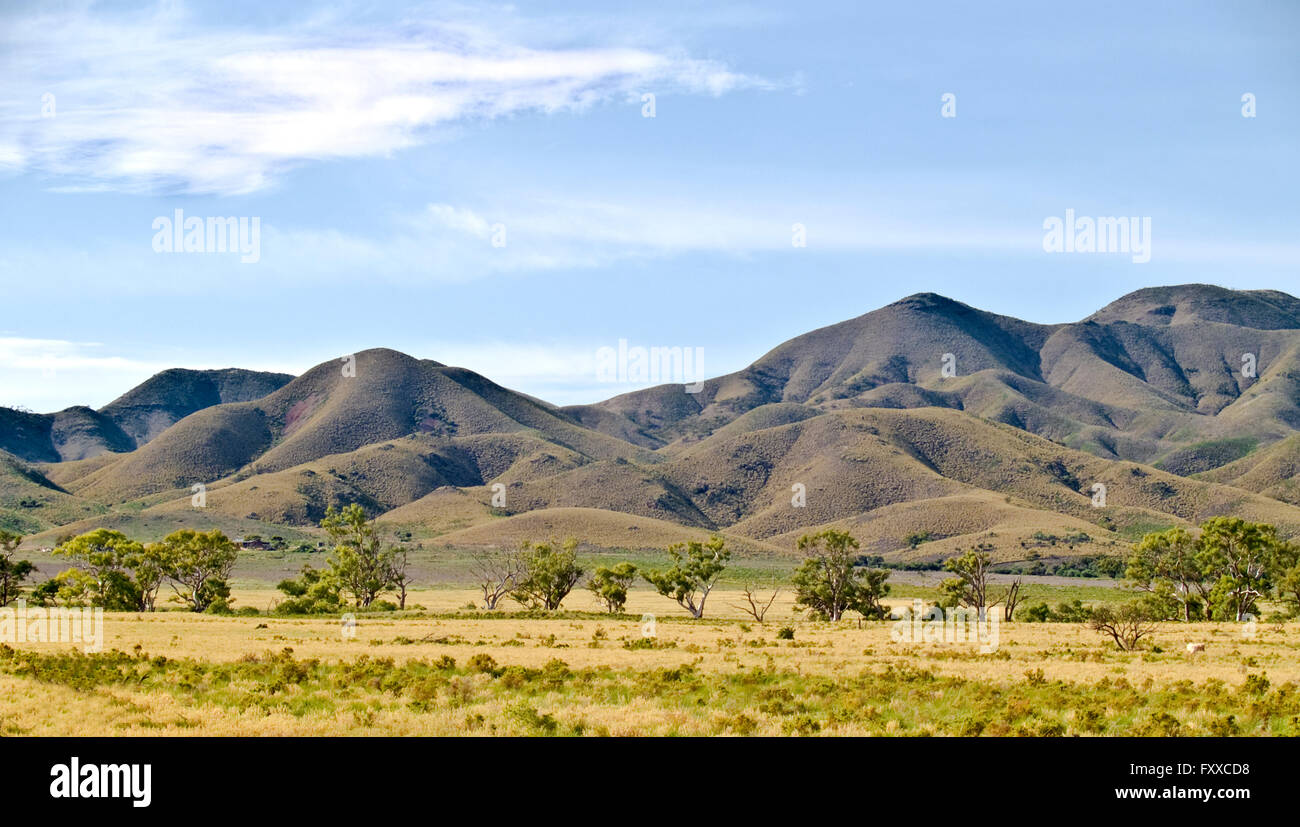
[5,283,1300,561]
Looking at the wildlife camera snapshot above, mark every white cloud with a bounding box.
[0,335,741,412]
[0,4,775,195]
[0,338,162,411]
[0,337,298,412]
[0,337,166,374]
[0,192,1062,299]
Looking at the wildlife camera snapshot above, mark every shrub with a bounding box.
[275,566,343,614]
[467,653,498,674]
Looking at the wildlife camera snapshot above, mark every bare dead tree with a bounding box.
[470,547,525,610]
[387,546,414,610]
[735,578,782,623]
[999,576,1026,621]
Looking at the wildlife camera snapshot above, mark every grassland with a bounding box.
[3,586,1295,736]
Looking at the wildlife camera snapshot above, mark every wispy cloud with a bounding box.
[0,336,729,412]
[0,337,295,411]
[0,192,1043,298]
[0,3,777,195]
[0,337,162,411]
[0,337,151,376]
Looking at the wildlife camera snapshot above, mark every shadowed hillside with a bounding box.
[65,349,648,505]
[101,367,295,445]
[0,367,293,462]
[0,450,108,535]
[14,285,1300,557]
[568,285,1300,472]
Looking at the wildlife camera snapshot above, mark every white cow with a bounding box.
[1186,642,1206,654]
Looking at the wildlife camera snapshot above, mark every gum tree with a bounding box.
[643,535,730,619]
[512,538,584,611]
[939,545,998,619]
[0,530,35,608]
[321,504,398,609]
[735,576,782,623]
[386,546,414,610]
[470,546,526,610]
[791,529,890,621]
[153,529,239,612]
[587,562,638,613]
[53,529,148,610]
[1272,540,1300,617]
[1087,602,1160,651]
[1126,526,1211,621]
[1198,517,1277,622]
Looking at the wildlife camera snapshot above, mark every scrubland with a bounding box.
[3,588,1296,737]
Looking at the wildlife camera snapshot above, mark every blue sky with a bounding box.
[1,0,1297,411]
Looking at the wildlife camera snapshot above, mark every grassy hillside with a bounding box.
[101,366,294,444]
[569,285,1300,473]
[1198,432,1300,506]
[0,367,292,463]
[17,286,1300,559]
[424,506,781,553]
[0,450,109,535]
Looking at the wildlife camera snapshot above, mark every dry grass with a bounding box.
[2,589,1296,736]
[1201,432,1300,506]
[0,451,109,535]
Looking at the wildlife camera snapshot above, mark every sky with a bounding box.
[1,0,1297,412]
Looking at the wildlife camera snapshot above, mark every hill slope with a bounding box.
[16,285,1300,557]
[568,285,1300,474]
[67,349,647,505]
[0,367,293,462]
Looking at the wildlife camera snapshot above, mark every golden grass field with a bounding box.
[3,588,1297,737]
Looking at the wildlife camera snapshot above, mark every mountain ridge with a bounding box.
[1,367,294,462]
[9,283,1300,556]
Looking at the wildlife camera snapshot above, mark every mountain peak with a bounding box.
[892,292,970,311]
[1087,284,1300,329]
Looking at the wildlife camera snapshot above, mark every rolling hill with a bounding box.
[10,284,1300,561]
[0,367,293,462]
[0,450,108,535]
[567,285,1300,471]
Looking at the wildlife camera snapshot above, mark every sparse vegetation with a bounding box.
[7,288,1300,737]
[3,609,1299,736]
